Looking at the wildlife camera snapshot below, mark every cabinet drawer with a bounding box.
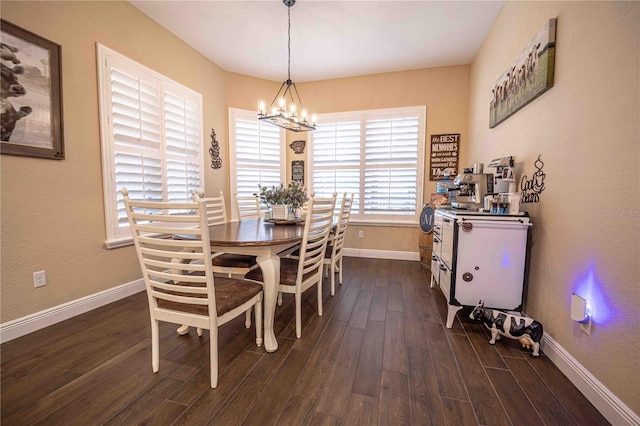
[430,254,440,285]
[439,262,452,303]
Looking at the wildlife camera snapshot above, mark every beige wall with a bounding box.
[468,1,639,413]
[0,1,228,321]
[226,67,471,252]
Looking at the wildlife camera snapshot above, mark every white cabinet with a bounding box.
[430,208,531,328]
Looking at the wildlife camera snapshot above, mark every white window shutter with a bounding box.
[230,112,285,198]
[98,44,203,246]
[309,107,425,224]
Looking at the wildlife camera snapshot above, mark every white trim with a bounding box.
[0,279,145,344]
[343,248,420,261]
[541,333,640,426]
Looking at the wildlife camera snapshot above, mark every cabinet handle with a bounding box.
[439,264,447,271]
[431,255,438,261]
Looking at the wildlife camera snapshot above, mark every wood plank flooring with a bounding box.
[1,257,610,425]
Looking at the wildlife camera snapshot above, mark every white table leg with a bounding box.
[256,253,280,352]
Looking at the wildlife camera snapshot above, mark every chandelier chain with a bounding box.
[287,4,291,81]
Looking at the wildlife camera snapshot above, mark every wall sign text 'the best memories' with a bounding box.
[429,133,460,181]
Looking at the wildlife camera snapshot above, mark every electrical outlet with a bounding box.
[358,230,364,239]
[33,271,47,288]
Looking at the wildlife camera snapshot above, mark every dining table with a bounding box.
[205,217,305,352]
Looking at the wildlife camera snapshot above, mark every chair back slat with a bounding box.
[332,192,354,255]
[123,189,217,316]
[192,190,228,226]
[233,192,262,221]
[298,194,337,279]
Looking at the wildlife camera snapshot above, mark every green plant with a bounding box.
[256,181,308,210]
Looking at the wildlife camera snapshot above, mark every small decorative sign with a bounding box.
[420,204,435,233]
[520,155,545,203]
[429,133,459,180]
[291,160,304,186]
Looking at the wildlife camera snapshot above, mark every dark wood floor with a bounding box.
[1,257,609,425]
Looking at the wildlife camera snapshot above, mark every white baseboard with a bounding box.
[0,279,145,344]
[344,248,420,261]
[541,333,640,426]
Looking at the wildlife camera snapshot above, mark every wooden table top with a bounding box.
[206,218,305,247]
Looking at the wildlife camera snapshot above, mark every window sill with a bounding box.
[104,237,134,249]
[348,219,419,228]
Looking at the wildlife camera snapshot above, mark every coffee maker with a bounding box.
[450,173,494,210]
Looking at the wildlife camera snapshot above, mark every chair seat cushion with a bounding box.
[157,276,262,317]
[245,257,316,285]
[213,253,257,269]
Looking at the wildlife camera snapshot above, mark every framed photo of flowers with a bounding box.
[1,19,64,159]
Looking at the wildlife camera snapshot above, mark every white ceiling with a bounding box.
[129,0,504,83]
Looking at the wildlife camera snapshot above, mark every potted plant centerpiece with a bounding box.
[257,182,308,220]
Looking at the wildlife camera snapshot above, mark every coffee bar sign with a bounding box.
[429,133,460,180]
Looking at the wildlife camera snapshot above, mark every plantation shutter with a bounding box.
[164,90,201,203]
[98,45,203,247]
[231,112,284,198]
[364,116,419,215]
[309,107,425,223]
[311,120,361,213]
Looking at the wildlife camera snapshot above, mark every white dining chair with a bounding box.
[324,192,354,296]
[232,192,263,222]
[192,190,258,278]
[245,193,336,338]
[180,190,259,336]
[121,188,263,388]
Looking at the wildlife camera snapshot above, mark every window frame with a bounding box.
[97,44,204,248]
[308,105,426,226]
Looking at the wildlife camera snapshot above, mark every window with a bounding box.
[98,44,204,248]
[228,108,285,202]
[309,106,425,224]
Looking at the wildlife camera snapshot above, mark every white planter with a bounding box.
[271,204,290,220]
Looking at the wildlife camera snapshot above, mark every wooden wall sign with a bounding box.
[291,160,304,185]
[429,133,459,181]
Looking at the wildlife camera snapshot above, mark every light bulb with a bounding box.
[258,100,266,116]
[311,113,317,126]
[278,97,286,111]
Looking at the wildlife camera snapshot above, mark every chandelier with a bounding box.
[258,0,316,132]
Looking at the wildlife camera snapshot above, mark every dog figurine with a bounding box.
[469,301,543,357]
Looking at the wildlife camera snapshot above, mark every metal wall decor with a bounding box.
[489,18,557,128]
[520,155,545,203]
[0,19,64,159]
[289,139,305,154]
[209,129,222,169]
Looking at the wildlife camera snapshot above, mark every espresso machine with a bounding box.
[450,172,494,210]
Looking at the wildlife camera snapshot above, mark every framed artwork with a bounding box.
[1,19,64,159]
[489,18,557,128]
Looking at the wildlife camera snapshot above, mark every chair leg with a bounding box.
[295,292,302,339]
[330,261,336,296]
[209,326,218,388]
[245,307,252,328]
[278,291,283,306]
[151,319,160,373]
[338,257,343,285]
[317,279,323,317]
[176,324,190,335]
[255,297,263,347]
